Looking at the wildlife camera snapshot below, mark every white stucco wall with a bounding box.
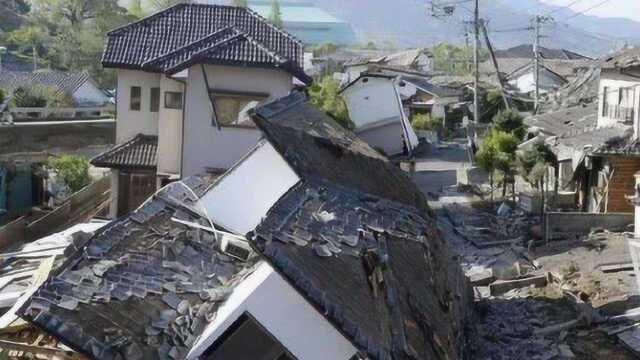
[187,262,358,360]
[359,121,405,155]
[182,64,295,176]
[509,70,563,94]
[343,77,400,129]
[73,80,110,106]
[200,140,300,235]
[108,170,119,219]
[115,69,161,143]
[597,71,640,129]
[157,75,185,176]
[343,76,418,154]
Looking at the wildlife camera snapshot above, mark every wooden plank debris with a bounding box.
[489,273,548,296]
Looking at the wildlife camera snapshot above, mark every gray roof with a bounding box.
[399,74,462,98]
[0,71,96,97]
[19,175,255,359]
[495,45,592,60]
[102,3,310,83]
[592,127,640,156]
[549,125,630,161]
[251,92,471,360]
[91,134,158,170]
[602,47,640,70]
[525,103,597,137]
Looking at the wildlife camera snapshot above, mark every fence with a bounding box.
[544,211,633,242]
[0,176,110,251]
[9,105,114,121]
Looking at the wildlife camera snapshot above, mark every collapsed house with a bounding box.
[17,92,473,360]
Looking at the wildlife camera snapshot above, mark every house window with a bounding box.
[130,86,141,111]
[203,313,296,360]
[165,91,183,109]
[212,92,268,126]
[150,87,160,112]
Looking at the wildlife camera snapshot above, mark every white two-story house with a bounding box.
[91,3,311,217]
[575,48,640,213]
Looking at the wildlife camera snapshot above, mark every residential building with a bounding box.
[340,73,420,156]
[480,45,595,96]
[342,48,434,83]
[20,92,472,360]
[0,70,111,107]
[90,3,310,218]
[573,48,640,212]
[340,70,461,155]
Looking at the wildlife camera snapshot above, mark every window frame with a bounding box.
[202,312,297,360]
[210,89,269,128]
[150,87,160,113]
[164,91,184,110]
[130,86,142,111]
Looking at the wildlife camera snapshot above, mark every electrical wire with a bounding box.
[562,0,615,21]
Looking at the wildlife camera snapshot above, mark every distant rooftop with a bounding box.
[495,44,592,61]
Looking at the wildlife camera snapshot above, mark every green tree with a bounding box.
[148,0,183,11]
[128,0,145,18]
[7,26,48,71]
[308,76,353,130]
[411,113,442,131]
[493,109,526,140]
[0,0,30,32]
[48,155,91,193]
[232,0,248,7]
[518,141,558,219]
[268,0,283,28]
[11,84,74,108]
[476,130,519,203]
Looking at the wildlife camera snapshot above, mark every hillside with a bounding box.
[310,0,640,57]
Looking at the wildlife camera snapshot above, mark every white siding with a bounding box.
[359,122,406,155]
[343,77,400,129]
[200,140,300,235]
[157,75,184,175]
[187,262,358,360]
[597,72,640,129]
[182,64,294,176]
[509,70,564,94]
[115,69,161,142]
[73,81,110,106]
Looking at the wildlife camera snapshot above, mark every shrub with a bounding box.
[493,109,526,140]
[308,76,354,130]
[11,84,73,108]
[0,88,5,104]
[48,155,91,193]
[411,113,442,131]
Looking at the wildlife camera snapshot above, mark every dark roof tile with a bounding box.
[91,134,158,170]
[102,4,309,82]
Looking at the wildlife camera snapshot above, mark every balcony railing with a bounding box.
[603,104,635,123]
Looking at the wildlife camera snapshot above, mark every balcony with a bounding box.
[603,104,635,124]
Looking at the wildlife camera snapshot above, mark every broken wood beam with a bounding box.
[489,273,548,296]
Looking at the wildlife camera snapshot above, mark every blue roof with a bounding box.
[250,1,341,23]
[248,1,358,45]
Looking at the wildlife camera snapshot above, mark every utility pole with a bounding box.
[533,15,550,111]
[473,0,480,124]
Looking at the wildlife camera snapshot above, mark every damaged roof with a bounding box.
[495,45,591,60]
[250,92,471,360]
[19,175,260,360]
[592,127,640,156]
[0,71,102,99]
[91,134,158,170]
[102,3,310,83]
[602,47,640,70]
[525,103,597,138]
[252,91,429,213]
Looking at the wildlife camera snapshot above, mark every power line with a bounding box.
[562,0,615,21]
[545,0,586,16]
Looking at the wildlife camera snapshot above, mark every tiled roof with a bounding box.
[0,71,94,97]
[602,47,640,70]
[102,3,310,83]
[19,175,257,359]
[399,74,461,98]
[525,103,597,137]
[251,93,471,360]
[592,127,640,156]
[91,134,158,170]
[495,44,591,60]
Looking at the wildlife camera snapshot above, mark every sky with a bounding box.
[540,0,640,22]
